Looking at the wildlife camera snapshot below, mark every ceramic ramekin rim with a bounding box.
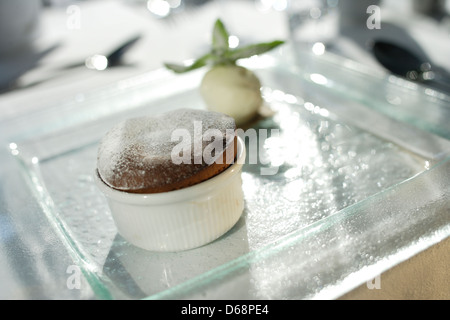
[95,136,246,205]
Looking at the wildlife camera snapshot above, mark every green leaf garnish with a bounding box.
[164,19,284,73]
[226,40,285,63]
[212,19,230,54]
[164,53,214,73]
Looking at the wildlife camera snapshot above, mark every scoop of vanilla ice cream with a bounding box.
[200,65,263,126]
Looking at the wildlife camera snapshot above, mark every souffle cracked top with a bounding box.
[97,109,237,194]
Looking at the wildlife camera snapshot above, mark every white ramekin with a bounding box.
[95,136,246,252]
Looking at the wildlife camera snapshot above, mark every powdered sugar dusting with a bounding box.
[97,109,236,191]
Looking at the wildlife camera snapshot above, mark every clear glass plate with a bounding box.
[4,48,450,299]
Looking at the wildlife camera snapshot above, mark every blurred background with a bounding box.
[0,0,449,300]
[1,0,450,120]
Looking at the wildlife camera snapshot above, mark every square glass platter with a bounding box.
[4,47,450,300]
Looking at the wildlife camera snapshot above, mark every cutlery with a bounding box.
[61,34,142,71]
[371,40,450,93]
[10,34,142,91]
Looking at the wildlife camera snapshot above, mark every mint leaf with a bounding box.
[164,19,285,73]
[164,53,213,73]
[212,19,230,54]
[227,40,285,62]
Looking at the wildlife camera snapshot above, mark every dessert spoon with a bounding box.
[371,40,450,93]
